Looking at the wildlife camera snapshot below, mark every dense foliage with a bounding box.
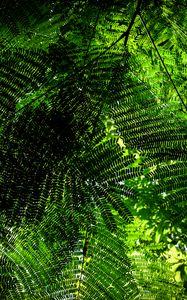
[0,0,187,299]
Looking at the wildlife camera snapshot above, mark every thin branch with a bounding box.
[124,0,143,46]
[84,0,143,66]
[139,12,187,112]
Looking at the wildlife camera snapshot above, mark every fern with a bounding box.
[0,0,187,298]
[1,213,138,299]
[0,47,48,119]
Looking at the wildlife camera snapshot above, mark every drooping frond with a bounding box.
[0,47,48,118]
[148,162,187,228]
[1,0,187,298]
[0,0,49,36]
[1,214,139,299]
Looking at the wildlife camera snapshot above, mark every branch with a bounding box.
[124,0,143,47]
[106,0,143,48]
[139,12,187,112]
[109,0,143,48]
[84,0,143,67]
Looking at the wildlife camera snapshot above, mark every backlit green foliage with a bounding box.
[0,0,187,299]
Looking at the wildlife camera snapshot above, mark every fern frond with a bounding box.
[1,216,138,299]
[0,47,48,118]
[0,1,187,298]
[0,0,48,36]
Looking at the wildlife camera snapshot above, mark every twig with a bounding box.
[84,0,143,66]
[124,0,143,47]
[139,12,187,112]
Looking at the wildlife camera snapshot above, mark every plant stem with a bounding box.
[124,0,143,46]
